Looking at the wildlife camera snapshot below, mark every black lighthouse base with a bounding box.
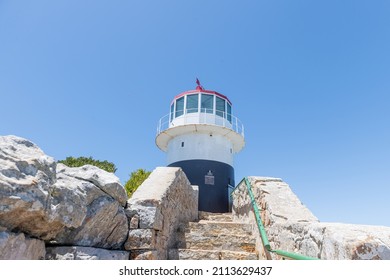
[168,159,235,213]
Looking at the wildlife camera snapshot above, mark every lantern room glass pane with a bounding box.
[175,97,184,117]
[216,97,225,117]
[170,103,174,121]
[227,103,232,122]
[186,94,199,113]
[201,94,213,114]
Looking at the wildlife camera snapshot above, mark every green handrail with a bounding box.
[233,177,319,260]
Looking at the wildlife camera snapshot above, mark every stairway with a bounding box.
[168,212,258,260]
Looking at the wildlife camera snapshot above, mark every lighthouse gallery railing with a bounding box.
[157,109,245,137]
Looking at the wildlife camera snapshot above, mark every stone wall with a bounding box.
[231,177,390,260]
[124,167,198,260]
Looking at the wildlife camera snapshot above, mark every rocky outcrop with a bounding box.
[125,167,198,259]
[232,177,390,260]
[267,221,390,260]
[0,135,62,240]
[57,164,127,207]
[0,227,45,260]
[0,135,129,258]
[49,164,128,249]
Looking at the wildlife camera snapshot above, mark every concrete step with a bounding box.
[168,249,258,260]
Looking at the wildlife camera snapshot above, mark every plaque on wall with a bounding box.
[205,170,215,185]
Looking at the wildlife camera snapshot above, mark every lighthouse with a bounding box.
[156,80,245,212]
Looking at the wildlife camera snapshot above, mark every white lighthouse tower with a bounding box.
[156,80,245,212]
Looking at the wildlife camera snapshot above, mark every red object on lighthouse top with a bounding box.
[196,78,204,91]
[171,79,232,105]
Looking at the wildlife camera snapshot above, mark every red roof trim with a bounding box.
[171,89,232,105]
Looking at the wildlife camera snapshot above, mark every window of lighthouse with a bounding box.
[227,102,232,122]
[201,94,214,114]
[175,96,184,117]
[216,96,226,117]
[186,94,199,113]
[170,103,174,121]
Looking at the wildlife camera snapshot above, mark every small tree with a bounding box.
[124,169,151,198]
[58,156,117,173]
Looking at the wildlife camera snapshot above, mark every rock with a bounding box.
[0,135,128,249]
[0,135,62,240]
[321,223,390,260]
[50,164,129,249]
[126,167,198,259]
[126,205,163,230]
[125,229,157,250]
[59,164,127,207]
[0,227,45,260]
[45,246,130,260]
[129,214,139,229]
[169,249,258,260]
[266,221,390,260]
[232,177,318,226]
[232,176,390,260]
[232,176,320,259]
[130,250,158,260]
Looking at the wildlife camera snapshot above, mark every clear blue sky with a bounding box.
[1,1,389,227]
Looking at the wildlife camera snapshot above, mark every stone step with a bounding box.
[198,211,233,222]
[186,221,253,236]
[168,249,258,260]
[180,232,257,252]
[171,211,258,260]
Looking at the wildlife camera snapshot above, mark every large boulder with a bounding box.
[0,227,45,260]
[58,164,127,207]
[232,176,390,260]
[266,221,390,260]
[0,135,129,250]
[47,164,129,249]
[0,135,62,239]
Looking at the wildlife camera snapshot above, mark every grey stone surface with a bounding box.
[232,177,318,226]
[45,246,130,260]
[169,249,258,260]
[0,135,128,252]
[0,228,45,260]
[267,222,390,260]
[231,176,390,260]
[320,223,390,260]
[130,250,158,260]
[60,164,127,207]
[125,167,198,259]
[50,164,128,249]
[125,228,157,250]
[0,135,62,240]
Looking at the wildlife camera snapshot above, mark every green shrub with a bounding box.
[58,156,117,173]
[124,169,151,198]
